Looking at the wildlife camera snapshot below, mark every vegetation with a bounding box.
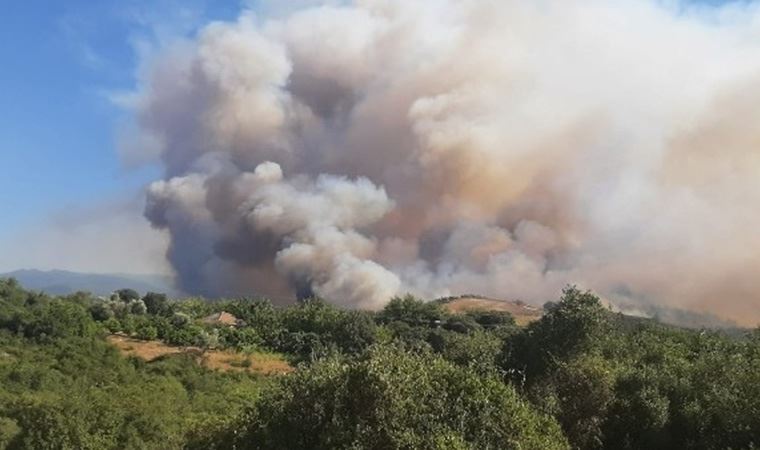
[224,346,567,450]
[1,278,760,449]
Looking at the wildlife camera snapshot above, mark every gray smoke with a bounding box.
[128,0,760,323]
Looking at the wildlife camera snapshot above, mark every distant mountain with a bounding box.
[0,269,180,297]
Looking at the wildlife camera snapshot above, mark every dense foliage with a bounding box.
[217,346,567,450]
[1,278,760,449]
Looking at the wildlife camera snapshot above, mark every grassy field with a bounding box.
[441,297,543,326]
[107,334,293,375]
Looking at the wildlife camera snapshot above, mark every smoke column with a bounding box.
[128,0,760,323]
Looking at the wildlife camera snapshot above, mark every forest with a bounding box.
[1,277,759,449]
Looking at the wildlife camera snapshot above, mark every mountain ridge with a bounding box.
[0,269,179,297]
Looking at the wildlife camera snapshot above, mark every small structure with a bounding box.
[201,311,244,328]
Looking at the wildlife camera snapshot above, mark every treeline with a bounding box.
[1,278,760,449]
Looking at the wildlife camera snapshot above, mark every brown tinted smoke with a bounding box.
[128,1,760,324]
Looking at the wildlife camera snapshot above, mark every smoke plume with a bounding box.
[129,0,760,323]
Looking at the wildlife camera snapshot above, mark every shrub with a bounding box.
[89,302,114,321]
[115,289,140,302]
[501,286,608,381]
[377,295,447,326]
[24,302,96,341]
[238,346,569,450]
[136,324,158,341]
[142,292,170,316]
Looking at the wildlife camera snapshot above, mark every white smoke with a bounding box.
[127,0,760,322]
[240,161,398,308]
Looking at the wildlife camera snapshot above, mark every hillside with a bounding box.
[2,279,760,449]
[439,296,543,326]
[437,295,746,331]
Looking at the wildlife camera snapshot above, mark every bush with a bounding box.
[89,302,114,322]
[237,346,569,450]
[136,324,158,341]
[24,301,96,341]
[501,286,608,381]
[164,325,205,347]
[115,288,140,303]
[226,299,281,343]
[218,327,264,349]
[0,416,19,448]
[128,299,148,315]
[102,318,121,333]
[529,355,617,450]
[142,292,170,316]
[442,315,481,334]
[171,312,191,328]
[430,330,503,374]
[378,295,447,326]
[465,309,516,328]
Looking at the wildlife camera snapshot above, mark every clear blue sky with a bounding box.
[0,0,243,237]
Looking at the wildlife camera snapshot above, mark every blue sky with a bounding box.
[0,0,352,274]
[0,0,243,236]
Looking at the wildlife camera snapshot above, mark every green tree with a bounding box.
[129,299,147,315]
[378,295,447,326]
[238,346,569,450]
[142,292,170,316]
[501,286,608,382]
[136,323,159,341]
[529,355,616,450]
[89,302,114,322]
[332,310,377,355]
[227,299,282,344]
[115,289,140,303]
[429,330,503,375]
[464,309,516,329]
[24,301,96,341]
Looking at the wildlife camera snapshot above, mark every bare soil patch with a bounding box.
[107,334,293,375]
[442,297,543,326]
